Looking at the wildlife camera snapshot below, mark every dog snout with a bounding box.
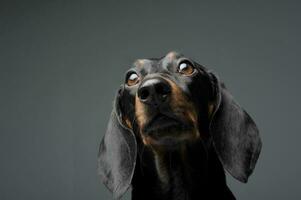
[138,78,171,107]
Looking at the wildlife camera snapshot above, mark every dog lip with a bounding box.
[143,113,189,134]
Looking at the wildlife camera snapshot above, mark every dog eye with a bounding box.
[126,72,140,86]
[178,61,195,75]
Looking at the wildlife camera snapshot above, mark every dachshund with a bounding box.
[98,51,262,200]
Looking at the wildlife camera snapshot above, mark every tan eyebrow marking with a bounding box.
[134,59,146,67]
[165,51,178,60]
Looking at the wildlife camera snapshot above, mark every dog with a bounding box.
[98,51,262,200]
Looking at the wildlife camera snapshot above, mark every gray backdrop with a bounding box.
[1,1,300,199]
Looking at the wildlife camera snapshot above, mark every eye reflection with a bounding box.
[178,61,195,75]
[126,72,140,86]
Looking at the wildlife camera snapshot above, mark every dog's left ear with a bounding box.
[97,88,137,199]
[207,72,262,183]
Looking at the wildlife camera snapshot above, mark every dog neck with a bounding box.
[131,138,236,200]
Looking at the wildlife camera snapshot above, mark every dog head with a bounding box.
[98,51,262,199]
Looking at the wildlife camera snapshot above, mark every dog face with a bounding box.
[98,51,262,199]
[118,52,213,148]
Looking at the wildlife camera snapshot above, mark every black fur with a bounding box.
[131,139,235,200]
[98,52,262,200]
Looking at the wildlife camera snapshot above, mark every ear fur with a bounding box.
[97,89,137,199]
[208,72,262,182]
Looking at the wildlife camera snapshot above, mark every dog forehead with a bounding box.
[133,52,182,75]
[133,59,157,74]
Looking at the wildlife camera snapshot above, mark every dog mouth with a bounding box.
[142,113,192,139]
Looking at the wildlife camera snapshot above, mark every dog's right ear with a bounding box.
[97,87,137,200]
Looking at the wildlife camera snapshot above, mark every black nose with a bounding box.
[138,78,171,106]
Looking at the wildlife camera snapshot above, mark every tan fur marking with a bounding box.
[165,51,177,60]
[141,135,152,146]
[135,94,148,131]
[124,117,132,129]
[163,78,199,137]
[134,59,145,67]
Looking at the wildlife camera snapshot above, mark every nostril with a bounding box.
[155,83,171,96]
[139,88,150,100]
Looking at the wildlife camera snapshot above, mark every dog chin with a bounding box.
[144,128,196,148]
[145,135,182,148]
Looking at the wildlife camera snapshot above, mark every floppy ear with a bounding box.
[208,72,262,183]
[97,89,137,199]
